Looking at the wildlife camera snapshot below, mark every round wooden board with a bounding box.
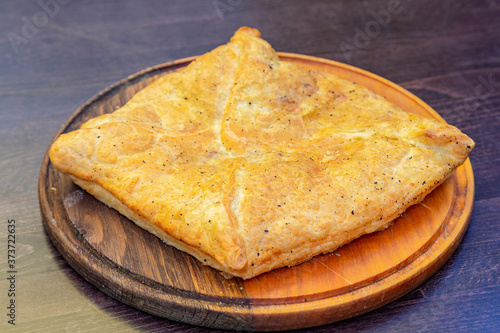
[39,53,474,331]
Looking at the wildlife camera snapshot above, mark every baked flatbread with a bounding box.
[49,27,474,279]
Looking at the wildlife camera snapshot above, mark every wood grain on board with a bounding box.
[39,54,474,331]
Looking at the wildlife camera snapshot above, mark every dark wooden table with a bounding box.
[1,0,499,332]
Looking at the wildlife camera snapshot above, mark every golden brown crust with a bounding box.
[49,27,474,279]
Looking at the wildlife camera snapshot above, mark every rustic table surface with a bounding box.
[1,0,499,332]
